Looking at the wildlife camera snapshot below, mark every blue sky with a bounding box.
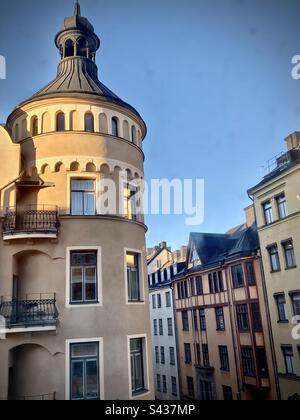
[0,0,300,250]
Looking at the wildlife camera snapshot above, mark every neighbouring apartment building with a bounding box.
[248,132,300,400]
[173,207,278,400]
[0,2,154,400]
[147,242,186,400]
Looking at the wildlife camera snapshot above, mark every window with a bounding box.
[131,125,137,144]
[223,386,233,401]
[56,112,65,131]
[182,311,189,331]
[155,347,159,364]
[160,347,165,364]
[290,292,300,316]
[218,272,225,292]
[282,346,296,375]
[162,375,167,394]
[196,276,203,295]
[215,307,225,331]
[183,281,189,298]
[231,265,244,288]
[195,344,201,366]
[127,253,142,302]
[157,294,162,308]
[276,194,288,219]
[70,252,98,304]
[167,318,173,336]
[245,262,256,286]
[199,380,214,400]
[187,377,195,399]
[152,294,156,309]
[199,308,206,331]
[156,375,161,392]
[112,117,119,137]
[177,283,182,300]
[213,272,219,293]
[251,303,262,332]
[166,291,171,307]
[153,319,158,336]
[130,338,145,394]
[282,240,297,269]
[275,294,288,322]
[159,319,163,336]
[31,116,38,136]
[257,348,269,378]
[123,184,138,221]
[193,310,198,331]
[190,278,196,296]
[71,180,95,216]
[262,200,274,225]
[84,113,94,132]
[236,304,250,331]
[202,344,210,367]
[219,346,230,371]
[184,343,192,364]
[170,347,176,366]
[241,347,256,377]
[171,377,177,397]
[208,273,214,293]
[70,342,100,400]
[268,244,281,272]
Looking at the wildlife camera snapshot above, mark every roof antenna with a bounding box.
[74,0,81,17]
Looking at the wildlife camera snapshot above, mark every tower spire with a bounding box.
[74,0,81,17]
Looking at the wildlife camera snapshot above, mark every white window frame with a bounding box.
[127,334,150,400]
[65,337,104,401]
[67,173,98,215]
[124,248,145,305]
[66,246,103,308]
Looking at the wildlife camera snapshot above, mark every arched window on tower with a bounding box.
[31,116,38,136]
[77,38,88,58]
[65,39,75,58]
[112,117,119,137]
[85,112,94,132]
[131,126,137,144]
[56,112,65,132]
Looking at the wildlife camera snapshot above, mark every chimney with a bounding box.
[160,241,167,249]
[244,205,255,227]
[285,132,300,151]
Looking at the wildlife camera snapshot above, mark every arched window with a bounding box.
[31,116,38,136]
[77,38,88,58]
[85,113,94,132]
[65,39,74,58]
[112,117,119,137]
[56,112,65,132]
[131,126,137,144]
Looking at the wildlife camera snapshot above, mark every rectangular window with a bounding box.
[215,307,225,331]
[199,308,206,331]
[182,311,189,331]
[184,343,192,364]
[162,375,167,394]
[199,380,214,400]
[193,309,199,331]
[123,183,138,221]
[160,347,165,365]
[241,347,256,377]
[257,347,269,378]
[167,318,173,336]
[236,304,250,331]
[213,272,219,293]
[202,344,210,367]
[70,251,98,304]
[251,303,262,332]
[171,377,177,397]
[190,278,196,296]
[165,291,171,307]
[155,346,159,364]
[196,276,203,295]
[187,377,195,399]
[262,200,274,225]
[208,273,214,294]
[282,240,297,269]
[156,374,161,392]
[170,347,176,366]
[153,319,158,336]
[282,346,296,375]
[157,293,162,308]
[267,245,281,272]
[159,319,163,336]
[71,180,95,216]
[290,292,300,316]
[130,338,145,394]
[70,342,100,400]
[276,193,288,219]
[219,346,230,371]
[231,265,244,288]
[245,262,256,286]
[126,252,142,302]
[152,294,156,309]
[196,343,201,366]
[223,386,233,401]
[177,283,182,300]
[275,294,288,322]
[218,271,225,292]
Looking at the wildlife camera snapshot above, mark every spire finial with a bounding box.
[74,1,81,17]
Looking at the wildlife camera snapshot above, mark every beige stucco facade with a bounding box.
[0,4,154,401]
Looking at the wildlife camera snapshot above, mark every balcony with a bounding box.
[2,205,60,240]
[0,294,59,332]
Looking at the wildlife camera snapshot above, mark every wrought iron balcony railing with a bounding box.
[0,294,59,329]
[2,205,60,237]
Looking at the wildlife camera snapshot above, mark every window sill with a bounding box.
[270,270,281,274]
[285,266,297,271]
[216,329,226,332]
[277,320,289,324]
[131,389,150,399]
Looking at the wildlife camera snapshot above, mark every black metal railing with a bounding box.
[0,294,59,329]
[2,205,60,235]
